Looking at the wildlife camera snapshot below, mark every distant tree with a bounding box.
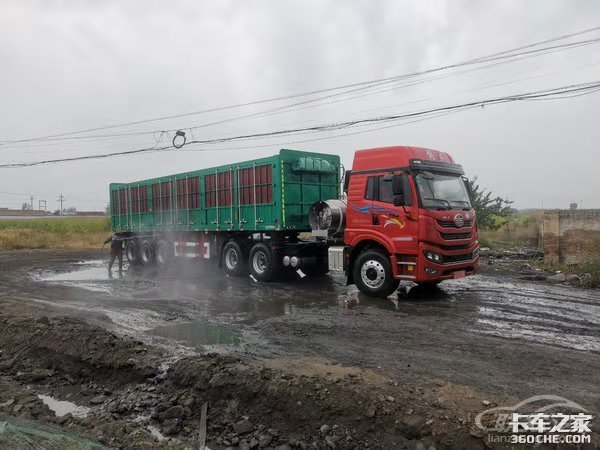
[469,177,513,231]
[569,202,578,210]
[21,202,30,210]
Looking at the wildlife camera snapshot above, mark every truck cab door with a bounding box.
[367,173,418,254]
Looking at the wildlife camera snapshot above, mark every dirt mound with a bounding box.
[0,306,488,449]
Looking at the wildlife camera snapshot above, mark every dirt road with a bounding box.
[0,249,598,448]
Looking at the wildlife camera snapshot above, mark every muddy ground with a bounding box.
[0,249,598,449]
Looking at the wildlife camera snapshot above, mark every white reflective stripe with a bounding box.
[174,241,208,258]
[392,237,413,241]
[396,275,416,279]
[397,262,416,265]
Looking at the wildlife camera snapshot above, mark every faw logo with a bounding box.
[454,214,465,228]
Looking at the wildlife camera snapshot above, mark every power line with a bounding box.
[1,34,597,157]
[6,46,599,154]
[1,26,599,146]
[2,81,598,169]
[181,82,600,145]
[1,36,598,152]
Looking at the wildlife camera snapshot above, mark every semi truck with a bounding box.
[109,146,479,297]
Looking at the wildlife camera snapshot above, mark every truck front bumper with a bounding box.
[414,242,479,282]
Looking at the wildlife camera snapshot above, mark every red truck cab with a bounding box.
[343,146,479,297]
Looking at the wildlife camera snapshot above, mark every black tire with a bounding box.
[222,240,247,277]
[139,240,154,266]
[249,243,281,282]
[353,249,399,298]
[125,239,140,265]
[155,240,171,268]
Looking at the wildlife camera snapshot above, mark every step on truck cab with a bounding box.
[326,146,479,297]
[108,146,478,298]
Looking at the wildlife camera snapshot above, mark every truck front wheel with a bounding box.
[249,243,280,282]
[353,249,399,298]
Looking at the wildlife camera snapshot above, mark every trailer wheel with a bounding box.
[140,240,154,266]
[249,243,280,282]
[222,241,246,277]
[155,240,170,268]
[125,239,141,265]
[353,249,399,298]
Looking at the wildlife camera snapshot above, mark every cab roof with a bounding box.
[352,146,456,172]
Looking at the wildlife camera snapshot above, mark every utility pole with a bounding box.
[57,194,65,215]
[30,195,34,211]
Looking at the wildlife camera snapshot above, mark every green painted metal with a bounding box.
[109,149,340,234]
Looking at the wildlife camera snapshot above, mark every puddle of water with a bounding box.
[38,394,90,418]
[147,321,241,348]
[36,260,114,293]
[41,261,106,281]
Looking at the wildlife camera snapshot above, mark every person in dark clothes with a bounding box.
[104,235,124,272]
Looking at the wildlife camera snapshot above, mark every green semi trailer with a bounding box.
[109,149,341,280]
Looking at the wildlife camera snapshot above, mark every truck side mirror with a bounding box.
[462,176,472,200]
[393,194,405,206]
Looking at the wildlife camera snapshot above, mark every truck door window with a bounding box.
[365,176,378,200]
[365,176,394,204]
[379,178,394,203]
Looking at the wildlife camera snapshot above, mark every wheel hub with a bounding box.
[360,260,385,289]
[225,248,239,270]
[252,251,268,274]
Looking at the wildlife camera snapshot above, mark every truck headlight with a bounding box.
[424,251,443,263]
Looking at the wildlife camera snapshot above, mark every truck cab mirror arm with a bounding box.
[461,176,472,201]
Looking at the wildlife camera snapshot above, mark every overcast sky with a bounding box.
[1,0,599,211]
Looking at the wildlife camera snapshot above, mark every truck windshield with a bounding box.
[414,172,471,210]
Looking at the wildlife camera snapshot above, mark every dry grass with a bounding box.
[0,217,110,250]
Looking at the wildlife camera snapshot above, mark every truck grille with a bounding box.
[438,220,473,228]
[440,232,472,240]
[444,252,473,263]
